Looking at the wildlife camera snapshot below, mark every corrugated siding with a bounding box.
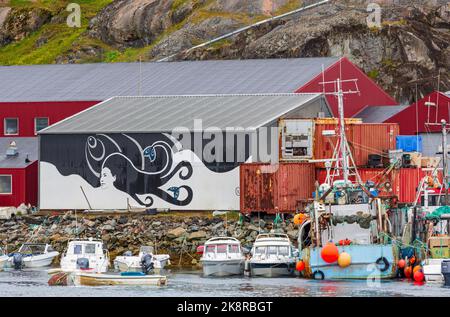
[314,123,399,168]
[240,163,315,214]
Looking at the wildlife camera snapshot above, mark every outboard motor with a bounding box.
[12,253,24,270]
[141,254,154,275]
[442,260,450,287]
[76,258,90,270]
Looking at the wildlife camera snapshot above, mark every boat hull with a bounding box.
[248,261,296,278]
[302,244,398,280]
[423,259,445,283]
[22,252,59,268]
[202,259,244,277]
[71,273,167,286]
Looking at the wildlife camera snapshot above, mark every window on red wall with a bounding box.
[0,175,12,194]
[4,118,18,135]
[35,117,49,134]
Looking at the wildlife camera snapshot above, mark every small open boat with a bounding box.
[71,272,167,286]
[114,246,170,274]
[8,243,59,269]
[0,247,9,269]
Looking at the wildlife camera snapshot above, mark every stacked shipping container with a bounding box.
[240,163,316,214]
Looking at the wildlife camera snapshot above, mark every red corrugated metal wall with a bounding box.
[240,163,315,214]
[314,122,399,168]
[0,168,25,207]
[0,162,38,207]
[25,161,38,207]
[0,101,98,137]
[316,167,443,204]
[296,57,398,117]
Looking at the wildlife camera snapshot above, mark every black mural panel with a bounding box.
[40,132,250,207]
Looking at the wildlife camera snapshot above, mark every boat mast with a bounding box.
[337,78,349,185]
[442,119,449,205]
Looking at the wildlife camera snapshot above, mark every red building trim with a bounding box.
[296,57,398,117]
[0,101,99,137]
[385,91,450,135]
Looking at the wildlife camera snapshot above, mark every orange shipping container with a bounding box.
[240,163,315,214]
[313,123,399,168]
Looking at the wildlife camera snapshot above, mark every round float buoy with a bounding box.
[413,265,422,274]
[413,270,424,283]
[294,213,307,226]
[338,252,351,268]
[404,266,412,279]
[296,260,305,272]
[321,242,339,263]
[398,259,406,269]
[409,256,416,265]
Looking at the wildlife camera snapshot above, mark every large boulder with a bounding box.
[167,227,187,239]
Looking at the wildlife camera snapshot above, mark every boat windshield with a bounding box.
[228,245,240,254]
[85,244,96,254]
[216,245,227,253]
[19,244,46,255]
[253,246,291,257]
[140,246,154,255]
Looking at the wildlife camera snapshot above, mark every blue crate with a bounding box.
[396,135,422,152]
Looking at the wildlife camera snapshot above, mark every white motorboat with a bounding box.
[49,238,109,275]
[0,247,9,269]
[246,233,297,277]
[114,246,170,274]
[8,243,59,269]
[200,237,245,277]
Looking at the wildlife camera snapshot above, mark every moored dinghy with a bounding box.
[200,237,245,277]
[70,272,167,286]
[246,233,297,277]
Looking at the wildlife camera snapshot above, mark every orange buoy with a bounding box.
[413,265,422,274]
[409,256,416,265]
[321,242,339,263]
[413,270,424,283]
[398,259,406,269]
[338,252,351,268]
[296,260,305,272]
[294,213,307,226]
[404,266,413,278]
[196,245,204,254]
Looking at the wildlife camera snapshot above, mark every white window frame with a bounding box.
[4,118,18,136]
[0,175,12,195]
[34,117,49,135]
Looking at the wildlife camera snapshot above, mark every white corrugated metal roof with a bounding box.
[0,58,339,102]
[40,93,330,134]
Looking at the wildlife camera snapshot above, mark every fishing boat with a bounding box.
[114,246,170,274]
[8,243,59,269]
[246,233,297,277]
[297,78,398,280]
[49,238,109,275]
[70,272,167,286]
[200,237,245,277]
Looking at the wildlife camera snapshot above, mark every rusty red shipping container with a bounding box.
[316,167,443,204]
[313,122,399,168]
[316,168,399,198]
[240,163,315,214]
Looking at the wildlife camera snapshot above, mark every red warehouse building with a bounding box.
[0,57,398,208]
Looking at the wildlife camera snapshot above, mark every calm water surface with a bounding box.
[0,268,449,297]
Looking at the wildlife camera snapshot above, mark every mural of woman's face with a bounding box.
[100,167,116,189]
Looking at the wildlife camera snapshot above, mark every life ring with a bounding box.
[312,270,325,280]
[375,257,390,272]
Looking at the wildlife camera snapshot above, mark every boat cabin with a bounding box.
[64,239,107,259]
[251,233,296,259]
[202,237,243,260]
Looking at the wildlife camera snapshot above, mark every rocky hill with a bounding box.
[0,0,448,104]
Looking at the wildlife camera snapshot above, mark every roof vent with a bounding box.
[6,141,18,157]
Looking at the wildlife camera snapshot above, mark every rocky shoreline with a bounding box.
[0,212,298,267]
